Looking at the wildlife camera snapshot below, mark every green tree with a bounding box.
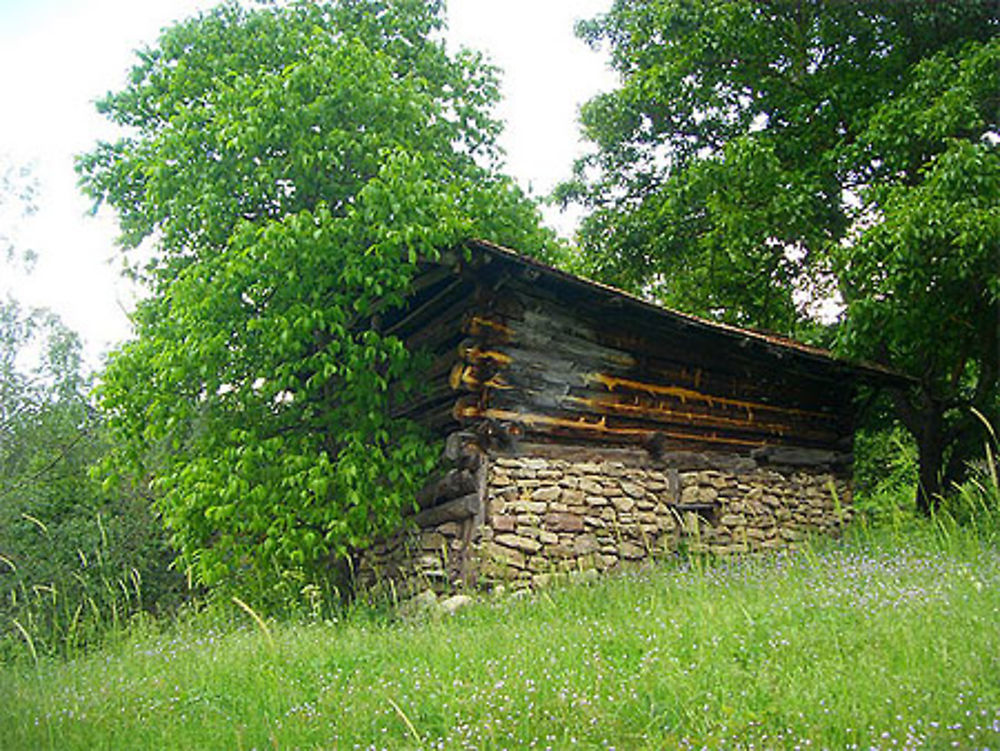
[79,0,554,600]
[0,297,183,659]
[559,0,999,510]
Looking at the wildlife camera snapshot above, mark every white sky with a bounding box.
[0,0,615,364]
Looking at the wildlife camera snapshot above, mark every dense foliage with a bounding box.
[0,299,182,659]
[559,0,1000,509]
[79,0,555,600]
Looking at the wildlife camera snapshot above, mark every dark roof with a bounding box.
[462,239,906,385]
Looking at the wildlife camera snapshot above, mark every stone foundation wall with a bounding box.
[476,455,850,589]
[356,516,477,598]
[357,450,852,596]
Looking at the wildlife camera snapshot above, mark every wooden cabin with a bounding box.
[359,240,894,593]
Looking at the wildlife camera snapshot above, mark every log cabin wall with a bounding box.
[357,242,876,597]
[452,253,857,455]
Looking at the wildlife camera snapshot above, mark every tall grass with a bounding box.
[0,512,176,663]
[2,524,999,750]
[935,409,1000,545]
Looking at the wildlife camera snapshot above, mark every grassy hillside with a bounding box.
[3,526,1000,750]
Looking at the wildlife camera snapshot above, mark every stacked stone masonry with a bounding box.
[358,452,851,596]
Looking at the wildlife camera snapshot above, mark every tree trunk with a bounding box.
[915,408,944,515]
[888,384,946,515]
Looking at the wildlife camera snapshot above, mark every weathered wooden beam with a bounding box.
[386,278,467,337]
[390,390,456,421]
[486,440,760,473]
[404,296,477,351]
[414,468,477,509]
[495,274,844,382]
[461,315,850,416]
[481,381,845,445]
[409,493,481,528]
[750,446,853,467]
[452,402,769,449]
[475,282,854,409]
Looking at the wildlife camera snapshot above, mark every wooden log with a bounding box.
[460,322,850,417]
[485,440,761,473]
[452,401,770,450]
[455,314,854,436]
[422,408,461,434]
[404,296,476,350]
[385,278,467,337]
[473,282,855,410]
[492,273,820,378]
[483,368,844,433]
[750,446,853,467]
[390,391,456,422]
[440,432,485,469]
[409,493,482,528]
[481,386,845,447]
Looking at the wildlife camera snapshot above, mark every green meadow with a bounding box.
[3,522,1000,750]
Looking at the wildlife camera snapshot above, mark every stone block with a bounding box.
[621,482,646,498]
[440,594,473,615]
[483,542,526,568]
[569,568,599,584]
[528,556,551,573]
[544,512,584,533]
[495,533,542,553]
[573,535,600,556]
[548,543,576,559]
[492,515,516,532]
[612,496,636,513]
[600,462,626,476]
[531,486,562,503]
[680,486,701,504]
[619,541,645,559]
[699,486,719,503]
[514,500,548,514]
[516,525,542,540]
